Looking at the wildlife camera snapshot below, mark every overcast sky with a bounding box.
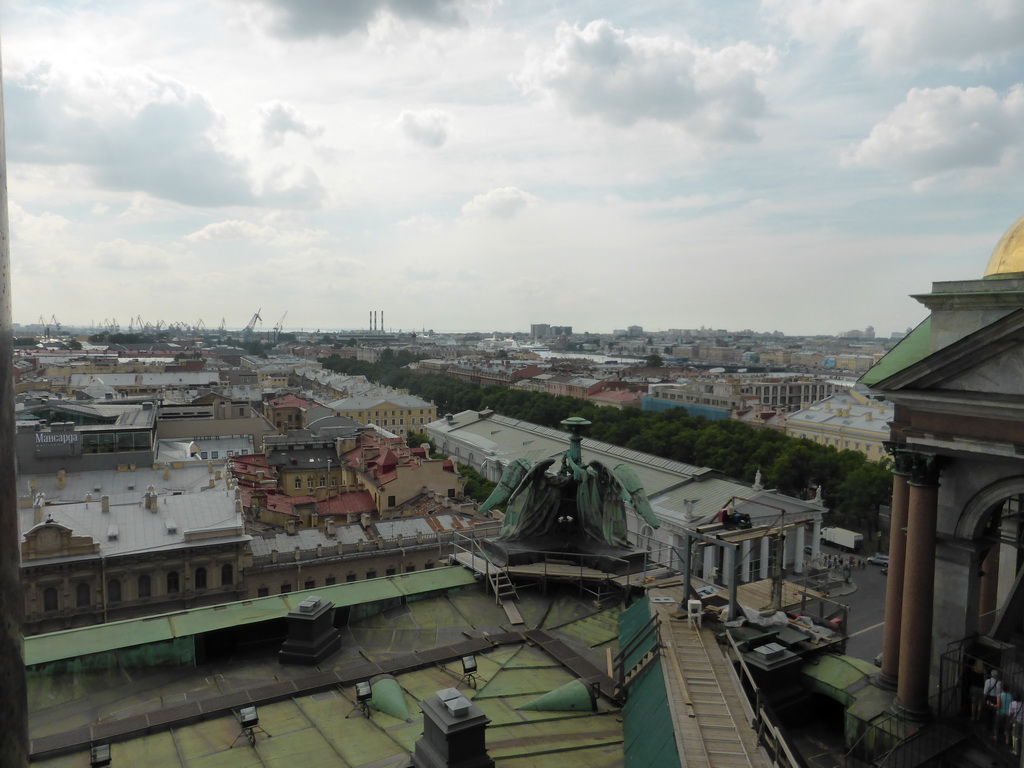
[5,0,1024,337]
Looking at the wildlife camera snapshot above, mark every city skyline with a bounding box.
[5,1,1024,336]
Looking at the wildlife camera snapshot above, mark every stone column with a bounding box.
[978,544,999,635]
[794,525,806,574]
[811,519,822,561]
[879,450,911,689]
[759,537,771,580]
[896,454,942,717]
[0,43,28,767]
[740,540,751,582]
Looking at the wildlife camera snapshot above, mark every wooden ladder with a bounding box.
[489,570,518,604]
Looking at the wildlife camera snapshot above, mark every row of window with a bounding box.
[254,562,432,597]
[41,564,235,612]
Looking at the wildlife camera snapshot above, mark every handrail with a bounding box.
[724,630,804,768]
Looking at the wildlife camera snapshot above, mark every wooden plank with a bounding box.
[501,599,524,625]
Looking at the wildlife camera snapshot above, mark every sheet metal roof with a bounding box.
[25,566,478,665]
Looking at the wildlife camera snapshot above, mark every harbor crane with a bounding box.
[242,308,262,341]
[273,311,287,344]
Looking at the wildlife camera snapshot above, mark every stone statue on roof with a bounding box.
[478,417,660,549]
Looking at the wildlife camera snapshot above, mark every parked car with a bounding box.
[867,554,889,566]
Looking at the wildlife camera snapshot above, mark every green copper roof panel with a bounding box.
[25,566,477,666]
[860,317,931,387]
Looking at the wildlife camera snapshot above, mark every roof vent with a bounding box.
[165,519,178,534]
[107,525,119,541]
[298,596,322,613]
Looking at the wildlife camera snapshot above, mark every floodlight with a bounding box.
[240,706,259,728]
[356,681,373,703]
[461,655,477,674]
[90,744,111,768]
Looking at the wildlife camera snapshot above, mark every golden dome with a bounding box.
[984,214,1024,278]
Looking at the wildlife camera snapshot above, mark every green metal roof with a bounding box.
[859,317,932,387]
[25,566,477,666]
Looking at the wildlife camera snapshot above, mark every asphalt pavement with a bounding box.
[813,543,890,664]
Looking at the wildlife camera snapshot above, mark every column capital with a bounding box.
[907,453,943,488]
[885,443,914,477]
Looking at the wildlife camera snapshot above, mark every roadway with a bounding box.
[815,542,889,664]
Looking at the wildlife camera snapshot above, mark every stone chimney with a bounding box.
[101,495,110,514]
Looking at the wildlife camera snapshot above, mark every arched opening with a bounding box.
[167,571,180,594]
[107,578,122,603]
[43,587,58,612]
[138,574,151,598]
[76,582,90,608]
[195,567,207,590]
[221,563,233,586]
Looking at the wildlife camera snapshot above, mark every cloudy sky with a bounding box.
[5,0,1024,337]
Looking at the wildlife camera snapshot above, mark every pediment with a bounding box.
[941,345,1024,395]
[871,308,1024,394]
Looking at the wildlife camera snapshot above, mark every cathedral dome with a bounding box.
[984,214,1024,278]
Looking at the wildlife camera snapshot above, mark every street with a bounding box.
[815,542,889,664]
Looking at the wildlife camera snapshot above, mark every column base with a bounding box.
[891,700,932,723]
[875,673,898,692]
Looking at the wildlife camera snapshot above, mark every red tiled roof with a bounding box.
[318,491,376,517]
[268,393,313,409]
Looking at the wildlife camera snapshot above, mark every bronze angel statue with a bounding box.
[478,417,659,549]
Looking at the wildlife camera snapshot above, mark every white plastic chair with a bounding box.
[687,599,703,629]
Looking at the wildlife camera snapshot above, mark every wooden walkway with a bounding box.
[649,588,768,768]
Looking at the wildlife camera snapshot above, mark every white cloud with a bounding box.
[89,238,186,270]
[460,187,540,219]
[765,0,1024,69]
[259,101,324,147]
[396,109,453,148]
[185,219,330,247]
[244,0,466,39]
[6,64,324,209]
[516,20,775,142]
[842,86,1024,183]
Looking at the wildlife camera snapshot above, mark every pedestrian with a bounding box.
[985,670,1003,729]
[992,685,1013,742]
[969,658,986,721]
[1009,690,1023,752]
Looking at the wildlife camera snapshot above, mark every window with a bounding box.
[43,587,58,612]
[366,570,377,579]
[76,582,91,608]
[294,477,302,490]
[211,451,219,459]
[257,587,269,597]
[346,574,356,582]
[200,451,209,460]
[406,564,416,573]
[319,475,326,487]
[386,567,396,576]
[221,563,233,586]
[280,584,292,593]
[448,489,455,498]
[387,495,396,507]
[195,567,207,590]
[167,571,180,594]
[108,578,122,603]
[304,580,315,590]
[307,476,314,489]
[325,576,336,586]
[138,575,151,598]
[424,561,434,569]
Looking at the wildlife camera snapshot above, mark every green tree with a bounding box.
[645,354,664,367]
